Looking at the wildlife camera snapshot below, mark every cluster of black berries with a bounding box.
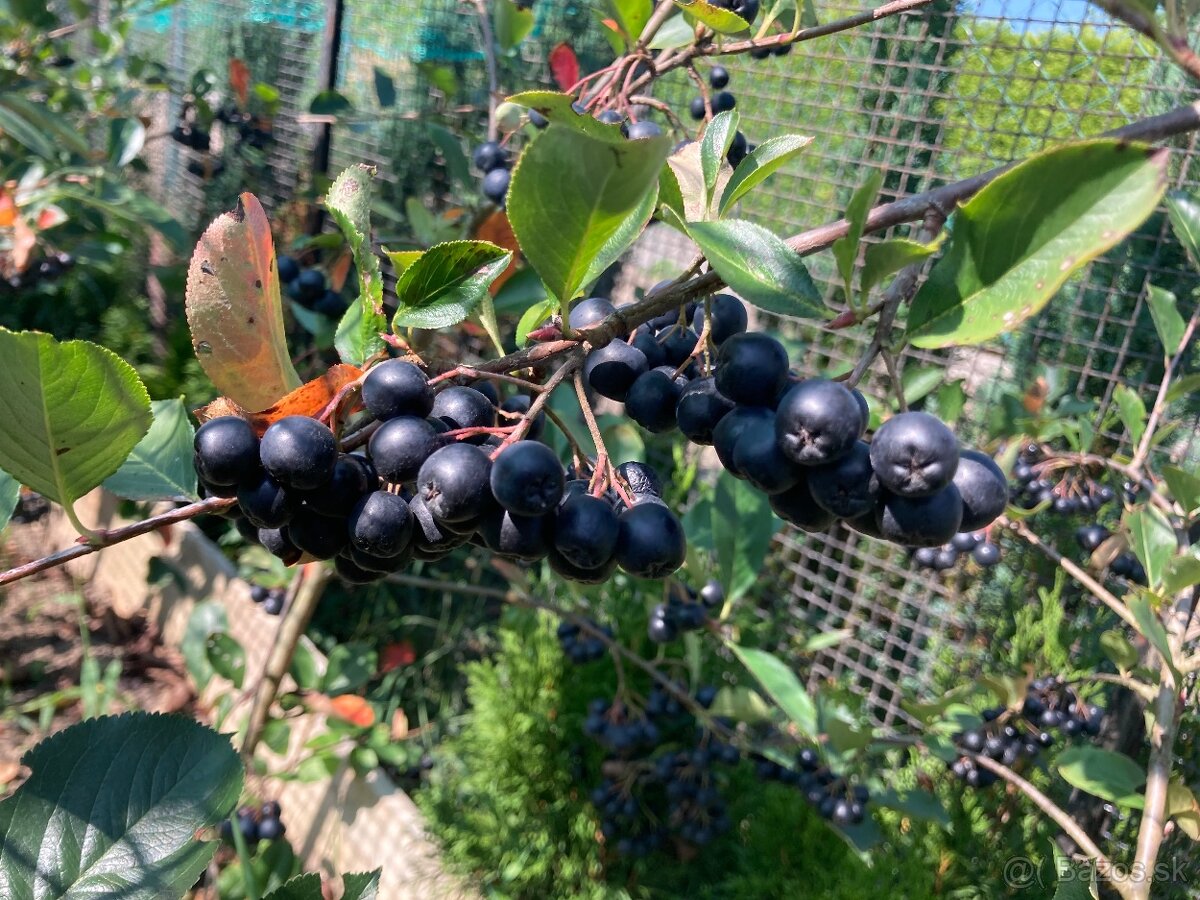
[220,800,285,845]
[1010,446,1117,515]
[9,491,50,525]
[171,122,211,152]
[249,583,286,616]
[753,747,870,827]
[949,678,1104,787]
[647,580,722,643]
[912,530,1001,571]
[277,254,349,318]
[585,687,737,856]
[473,141,512,207]
[1074,521,1147,584]
[582,292,1007,549]
[215,102,273,149]
[197,358,688,584]
[686,67,752,166]
[557,620,613,664]
[3,252,74,293]
[711,0,760,23]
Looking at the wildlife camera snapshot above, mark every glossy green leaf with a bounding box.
[1166,373,1200,403]
[1056,746,1145,808]
[907,141,1168,348]
[1146,285,1186,353]
[701,110,739,205]
[729,644,817,737]
[713,471,780,601]
[327,165,387,366]
[610,0,653,39]
[506,91,626,142]
[428,124,471,188]
[516,298,557,347]
[1166,190,1200,270]
[0,713,242,900]
[688,219,824,318]
[719,133,813,215]
[0,330,151,515]
[103,399,197,501]
[582,184,659,290]
[666,138,728,223]
[263,873,322,900]
[1161,464,1200,514]
[108,117,145,168]
[341,871,381,900]
[648,13,694,48]
[391,240,511,329]
[1099,629,1139,671]
[675,0,751,33]
[494,0,535,50]
[1112,384,1147,449]
[0,469,19,532]
[262,718,292,756]
[831,170,883,300]
[1128,592,1174,671]
[205,632,246,689]
[1127,506,1175,590]
[1164,550,1200,595]
[861,234,944,298]
[508,125,670,303]
[373,68,396,108]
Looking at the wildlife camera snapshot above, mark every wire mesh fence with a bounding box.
[128,0,1200,726]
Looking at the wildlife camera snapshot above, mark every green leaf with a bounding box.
[861,235,943,299]
[103,398,197,501]
[700,110,739,206]
[901,366,946,407]
[1161,464,1200,514]
[428,124,472,189]
[1128,592,1174,672]
[728,644,817,737]
[900,684,981,725]
[0,469,19,532]
[1112,384,1147,449]
[508,125,670,304]
[0,97,58,158]
[1168,782,1200,841]
[181,601,227,693]
[907,141,1168,348]
[872,788,950,826]
[108,117,146,168]
[1166,190,1200,270]
[675,0,751,33]
[581,184,659,291]
[373,67,396,108]
[516,298,556,347]
[709,685,773,722]
[647,14,695,49]
[610,0,653,39]
[1100,629,1139,671]
[665,139,727,223]
[290,641,321,691]
[263,873,322,900]
[327,165,387,366]
[831,170,883,301]
[1164,550,1200,595]
[1146,285,1186,353]
[1166,372,1200,403]
[322,642,377,694]
[719,133,813,215]
[1,96,88,158]
[712,471,780,601]
[341,871,382,900]
[1127,506,1175,590]
[309,90,353,115]
[205,632,246,689]
[0,712,242,900]
[506,92,626,143]
[800,628,854,653]
[1056,746,1145,808]
[391,240,512,330]
[1052,841,1096,899]
[494,0,535,51]
[262,718,291,756]
[687,219,824,319]
[0,330,151,518]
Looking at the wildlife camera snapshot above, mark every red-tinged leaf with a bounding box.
[601,17,622,32]
[193,363,364,433]
[380,641,416,673]
[549,43,579,92]
[526,323,563,342]
[36,205,66,230]
[12,216,35,272]
[474,210,520,295]
[229,58,250,108]
[329,694,375,727]
[185,192,303,411]
[0,188,15,227]
[329,249,353,293]
[828,309,857,329]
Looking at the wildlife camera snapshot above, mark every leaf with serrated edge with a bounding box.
[341,870,382,900]
[508,126,670,303]
[831,170,883,300]
[186,193,302,410]
[675,0,750,33]
[384,248,424,276]
[1146,285,1186,352]
[104,398,197,501]
[667,139,731,223]
[701,110,739,206]
[719,134,813,215]
[688,219,824,319]
[728,644,817,737]
[908,141,1167,348]
[1166,190,1200,270]
[0,712,242,900]
[392,241,512,330]
[262,873,322,900]
[0,329,152,513]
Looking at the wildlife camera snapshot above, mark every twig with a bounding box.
[493,352,583,452]
[0,496,236,587]
[1130,671,1180,898]
[430,364,546,393]
[469,0,501,141]
[638,0,679,49]
[1130,303,1200,473]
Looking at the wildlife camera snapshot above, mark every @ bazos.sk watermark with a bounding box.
[1003,855,1189,889]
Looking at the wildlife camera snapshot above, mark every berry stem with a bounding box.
[429,365,544,393]
[493,351,584,455]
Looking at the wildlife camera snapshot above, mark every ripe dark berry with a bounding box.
[499,394,545,441]
[596,110,623,125]
[287,508,350,559]
[648,610,679,643]
[774,379,864,466]
[727,131,748,167]
[709,65,730,89]
[972,541,1001,566]
[691,294,747,345]
[616,502,686,578]
[660,325,699,366]
[570,297,617,330]
[626,121,662,140]
[626,367,686,433]
[699,579,725,608]
[335,555,384,584]
[260,416,338,491]
[480,508,551,559]
[259,527,300,565]
[676,377,736,445]
[712,91,736,113]
[417,443,493,523]
[194,416,260,486]
[913,546,938,568]
[631,325,667,368]
[616,462,663,497]
[554,493,619,570]
[277,256,300,284]
[585,340,649,402]
[348,490,414,558]
[869,411,959,497]
[298,454,375,517]
[713,406,774,475]
[951,530,981,552]
[482,168,510,204]
[473,141,507,172]
[491,441,564,516]
[689,96,707,120]
[1076,524,1110,552]
[715,332,789,407]
[528,109,548,128]
[256,816,285,841]
[362,360,433,421]
[368,416,441,484]
[933,547,958,570]
[807,441,877,518]
[346,544,409,574]
[547,543,618,583]
[431,386,496,433]
[237,473,294,529]
[953,449,1008,531]
[876,485,963,547]
[770,476,835,532]
[733,418,803,494]
[295,268,326,304]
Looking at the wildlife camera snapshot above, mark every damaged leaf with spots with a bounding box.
[194,363,364,434]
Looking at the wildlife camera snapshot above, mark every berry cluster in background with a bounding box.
[688,67,753,167]
[911,529,1002,572]
[276,253,351,319]
[219,800,285,846]
[2,252,74,294]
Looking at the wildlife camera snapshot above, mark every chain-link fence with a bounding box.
[129,0,1200,726]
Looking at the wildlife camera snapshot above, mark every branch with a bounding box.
[1129,671,1179,898]
[469,0,501,142]
[1130,301,1200,472]
[0,496,236,587]
[638,0,679,49]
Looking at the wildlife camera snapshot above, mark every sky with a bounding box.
[970,0,1111,28]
